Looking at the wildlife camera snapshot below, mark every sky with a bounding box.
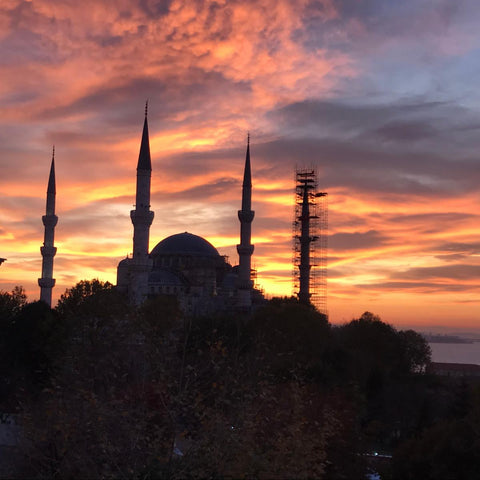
[1,0,480,329]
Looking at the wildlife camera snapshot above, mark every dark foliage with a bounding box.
[0,286,27,325]
[4,287,470,480]
[392,382,480,479]
[0,289,66,406]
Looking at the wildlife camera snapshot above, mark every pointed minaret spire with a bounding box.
[38,147,58,307]
[242,133,252,210]
[129,106,155,305]
[236,134,255,309]
[47,146,56,209]
[137,102,152,171]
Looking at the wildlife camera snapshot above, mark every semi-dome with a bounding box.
[150,232,220,258]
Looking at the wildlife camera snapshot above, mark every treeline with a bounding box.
[0,281,479,479]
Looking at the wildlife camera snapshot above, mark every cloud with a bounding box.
[396,264,480,282]
[153,177,240,202]
[356,281,478,294]
[373,121,439,142]
[329,230,389,251]
[435,241,480,255]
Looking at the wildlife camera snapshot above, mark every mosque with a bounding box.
[38,108,260,314]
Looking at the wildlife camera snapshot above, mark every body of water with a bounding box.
[429,342,480,365]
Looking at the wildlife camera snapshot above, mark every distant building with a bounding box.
[117,108,260,314]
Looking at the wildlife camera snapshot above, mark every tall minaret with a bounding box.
[38,147,58,307]
[298,179,312,305]
[129,103,154,305]
[236,134,255,308]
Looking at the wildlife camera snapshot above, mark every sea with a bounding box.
[429,342,480,365]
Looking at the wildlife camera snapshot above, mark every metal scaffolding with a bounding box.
[293,168,328,314]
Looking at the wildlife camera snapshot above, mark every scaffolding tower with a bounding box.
[293,168,328,314]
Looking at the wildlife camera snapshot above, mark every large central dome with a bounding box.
[150,232,220,258]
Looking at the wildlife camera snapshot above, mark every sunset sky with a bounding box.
[1,0,479,329]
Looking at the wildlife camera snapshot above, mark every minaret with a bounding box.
[298,179,312,305]
[38,147,58,307]
[236,134,255,308]
[129,103,154,305]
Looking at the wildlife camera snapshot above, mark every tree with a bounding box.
[0,285,27,321]
[393,417,480,480]
[250,297,331,379]
[23,301,434,479]
[55,279,121,319]
[0,300,66,410]
[398,329,431,373]
[334,312,403,387]
[21,281,156,478]
[138,294,182,339]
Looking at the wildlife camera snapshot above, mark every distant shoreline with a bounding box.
[425,334,475,344]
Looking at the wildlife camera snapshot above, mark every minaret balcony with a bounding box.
[42,214,58,228]
[40,246,57,257]
[38,278,56,288]
[130,209,154,226]
[238,210,255,223]
[236,244,254,255]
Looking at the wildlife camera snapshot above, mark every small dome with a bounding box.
[150,232,220,258]
[118,257,130,267]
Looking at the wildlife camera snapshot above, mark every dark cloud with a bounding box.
[88,33,124,48]
[396,264,480,281]
[0,0,54,63]
[1,195,42,214]
[357,281,478,294]
[151,115,480,200]
[37,69,251,129]
[329,229,388,251]
[302,0,472,60]
[435,254,470,262]
[381,213,479,236]
[268,98,480,163]
[270,98,450,136]
[160,142,251,180]
[251,138,480,197]
[270,98,480,157]
[329,211,369,230]
[36,77,168,123]
[55,255,119,277]
[138,0,173,17]
[435,241,480,254]
[152,177,240,202]
[373,121,438,142]
[327,268,350,279]
[59,212,127,240]
[254,217,293,234]
[387,213,477,225]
